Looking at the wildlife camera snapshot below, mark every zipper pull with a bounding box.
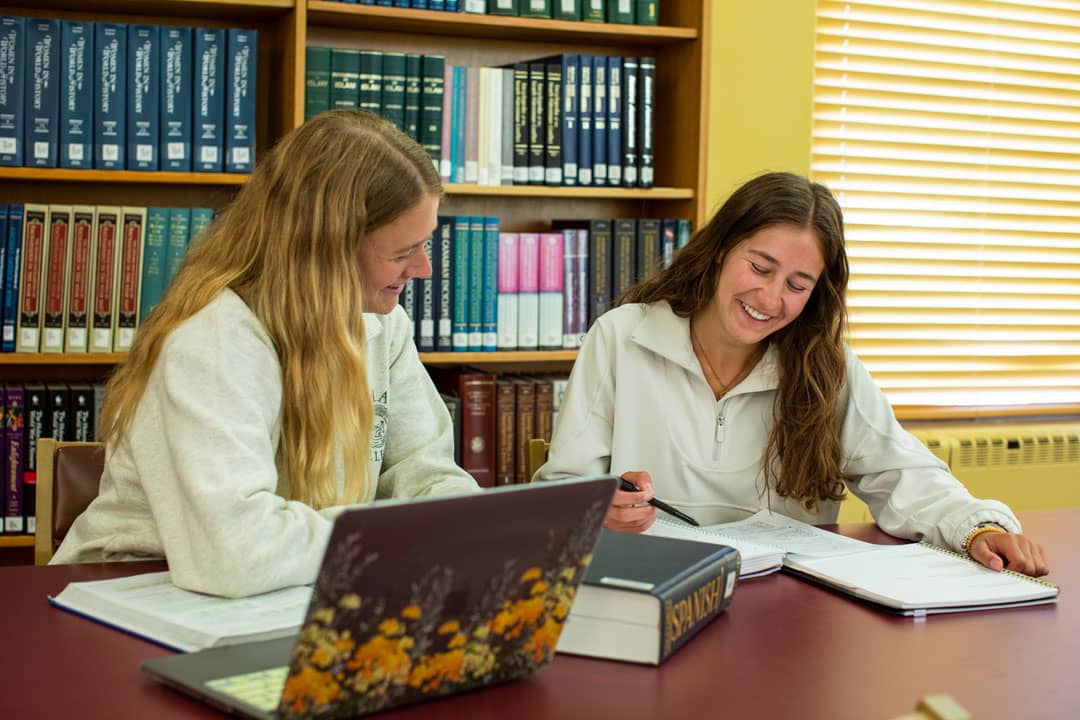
[714,412,725,444]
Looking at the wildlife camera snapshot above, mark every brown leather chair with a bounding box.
[34,439,106,565]
[524,438,549,482]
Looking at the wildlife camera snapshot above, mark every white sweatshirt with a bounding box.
[536,301,1019,552]
[52,290,478,596]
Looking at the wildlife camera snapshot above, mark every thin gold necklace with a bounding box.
[691,322,759,400]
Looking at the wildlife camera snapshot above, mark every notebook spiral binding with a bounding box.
[917,541,1058,589]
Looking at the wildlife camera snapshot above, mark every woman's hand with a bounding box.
[605,471,657,533]
[968,531,1049,577]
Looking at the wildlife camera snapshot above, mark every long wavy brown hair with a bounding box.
[99,110,442,509]
[622,172,850,509]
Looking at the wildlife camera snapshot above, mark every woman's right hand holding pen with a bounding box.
[606,471,657,533]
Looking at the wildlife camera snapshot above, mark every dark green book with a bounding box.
[403,53,421,142]
[419,55,445,168]
[520,0,552,18]
[554,0,580,19]
[605,0,634,23]
[358,49,383,116]
[582,0,605,21]
[557,529,740,665]
[304,47,331,120]
[488,0,520,15]
[636,0,657,25]
[329,49,359,110]
[380,52,406,130]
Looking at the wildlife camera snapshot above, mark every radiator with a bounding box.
[837,422,1080,523]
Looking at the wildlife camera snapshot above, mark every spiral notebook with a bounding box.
[783,541,1059,616]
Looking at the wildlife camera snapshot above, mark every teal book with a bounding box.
[380,52,406,130]
[304,46,331,120]
[127,24,160,171]
[224,28,256,173]
[467,216,484,351]
[481,216,499,351]
[188,207,213,246]
[488,0,519,14]
[59,20,94,169]
[582,0,604,21]
[26,18,61,168]
[138,207,169,324]
[160,26,193,172]
[164,207,190,290]
[451,215,470,350]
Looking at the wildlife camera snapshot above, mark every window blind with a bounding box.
[812,0,1080,408]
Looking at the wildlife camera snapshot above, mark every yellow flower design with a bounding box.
[401,605,422,620]
[339,594,361,610]
[521,567,542,582]
[378,618,403,636]
[437,620,460,635]
[281,665,344,714]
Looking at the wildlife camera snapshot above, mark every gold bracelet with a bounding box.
[963,523,1007,552]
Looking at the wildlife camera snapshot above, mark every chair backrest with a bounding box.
[34,439,106,566]
[524,438,550,482]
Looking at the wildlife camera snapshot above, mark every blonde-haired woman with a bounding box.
[53,110,478,596]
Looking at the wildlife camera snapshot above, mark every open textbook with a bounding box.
[646,510,1059,615]
[49,572,311,652]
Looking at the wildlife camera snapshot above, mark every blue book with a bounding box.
[430,0,447,9]
[561,54,579,186]
[94,23,126,170]
[138,207,169,323]
[188,207,213,245]
[1,204,22,352]
[25,18,61,168]
[127,25,159,170]
[592,55,606,185]
[225,28,256,173]
[60,21,94,169]
[160,27,193,172]
[451,215,470,350]
[434,215,454,352]
[606,55,622,186]
[164,207,190,289]
[0,17,26,166]
[481,216,499,352]
[193,28,225,172]
[576,54,593,186]
[467,216,484,351]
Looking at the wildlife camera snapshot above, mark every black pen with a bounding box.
[619,478,700,527]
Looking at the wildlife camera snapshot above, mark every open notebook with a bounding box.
[647,510,1058,615]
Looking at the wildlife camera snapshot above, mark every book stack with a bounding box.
[0,16,257,173]
[0,203,213,355]
[317,1,660,26]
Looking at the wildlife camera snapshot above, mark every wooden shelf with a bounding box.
[0,535,33,548]
[8,0,293,20]
[0,168,249,185]
[307,2,697,46]
[0,354,124,366]
[419,350,577,366]
[444,184,693,199]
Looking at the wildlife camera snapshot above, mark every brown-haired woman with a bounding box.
[53,110,478,595]
[537,172,1047,576]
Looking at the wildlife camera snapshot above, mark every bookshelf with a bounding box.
[0,1,711,543]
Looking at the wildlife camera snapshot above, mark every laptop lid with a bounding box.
[143,475,618,719]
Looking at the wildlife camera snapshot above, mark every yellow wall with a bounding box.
[706,2,816,213]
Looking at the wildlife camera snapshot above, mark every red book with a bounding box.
[457,372,496,487]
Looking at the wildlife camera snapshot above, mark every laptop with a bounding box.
[142,475,618,719]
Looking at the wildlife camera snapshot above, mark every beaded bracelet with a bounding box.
[963,522,1007,553]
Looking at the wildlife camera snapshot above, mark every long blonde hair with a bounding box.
[100,110,442,509]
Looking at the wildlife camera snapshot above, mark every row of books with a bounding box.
[0,204,214,354]
[2,381,103,535]
[307,48,656,187]
[0,16,257,173]
[436,371,568,488]
[324,0,659,25]
[400,215,691,352]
